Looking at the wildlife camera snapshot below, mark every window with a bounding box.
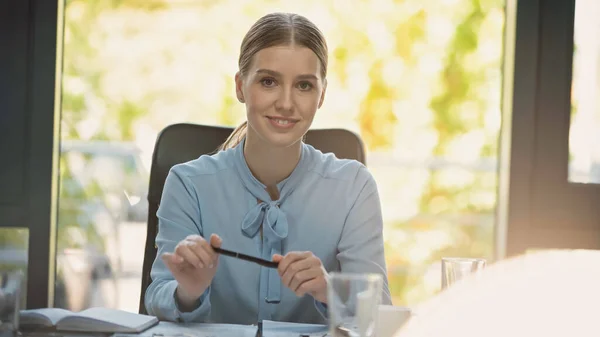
[570,0,600,184]
[57,0,505,310]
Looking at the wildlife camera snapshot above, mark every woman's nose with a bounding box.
[275,88,294,112]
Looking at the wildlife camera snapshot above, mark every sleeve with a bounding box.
[337,166,392,304]
[314,166,392,319]
[144,166,212,322]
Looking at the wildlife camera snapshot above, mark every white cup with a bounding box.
[376,305,412,337]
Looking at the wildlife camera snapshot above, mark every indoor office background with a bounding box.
[1,0,599,311]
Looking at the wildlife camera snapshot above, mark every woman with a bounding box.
[145,12,392,324]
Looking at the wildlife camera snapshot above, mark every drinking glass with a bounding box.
[327,273,383,337]
[0,271,22,334]
[441,257,486,289]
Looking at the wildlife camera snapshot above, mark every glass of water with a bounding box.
[0,271,23,334]
[327,273,383,337]
[441,257,486,289]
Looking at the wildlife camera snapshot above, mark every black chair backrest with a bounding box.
[138,123,366,314]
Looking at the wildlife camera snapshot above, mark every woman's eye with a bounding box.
[261,78,276,87]
[298,82,313,91]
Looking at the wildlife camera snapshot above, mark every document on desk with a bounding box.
[261,320,329,337]
[113,320,329,337]
[113,321,258,337]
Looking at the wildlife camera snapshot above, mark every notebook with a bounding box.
[19,307,158,333]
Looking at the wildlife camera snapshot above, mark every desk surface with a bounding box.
[124,321,259,337]
[135,321,328,337]
[16,321,329,337]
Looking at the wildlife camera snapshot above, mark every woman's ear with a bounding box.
[318,79,327,108]
[235,72,245,103]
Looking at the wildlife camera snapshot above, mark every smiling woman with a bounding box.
[221,12,328,154]
[237,45,326,150]
[143,12,392,324]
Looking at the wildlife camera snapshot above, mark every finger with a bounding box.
[161,253,192,274]
[206,234,222,266]
[290,268,323,293]
[294,278,323,297]
[187,240,215,268]
[278,251,312,276]
[209,234,222,248]
[282,258,315,287]
[161,253,180,271]
[193,237,218,267]
[162,252,183,264]
[272,254,284,263]
[185,236,216,266]
[176,243,204,268]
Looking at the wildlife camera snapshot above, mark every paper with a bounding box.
[114,322,258,337]
[115,320,330,337]
[261,320,329,337]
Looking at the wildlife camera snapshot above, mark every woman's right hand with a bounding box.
[161,234,222,310]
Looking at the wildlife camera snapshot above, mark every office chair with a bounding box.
[138,123,366,314]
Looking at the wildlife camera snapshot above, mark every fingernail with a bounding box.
[197,263,204,268]
[208,264,214,268]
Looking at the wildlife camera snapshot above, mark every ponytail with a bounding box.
[219,121,248,151]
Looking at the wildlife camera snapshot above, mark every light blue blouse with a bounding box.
[145,139,392,324]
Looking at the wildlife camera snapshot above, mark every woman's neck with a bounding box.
[243,131,302,196]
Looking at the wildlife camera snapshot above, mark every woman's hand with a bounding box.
[272,251,329,303]
[161,234,222,310]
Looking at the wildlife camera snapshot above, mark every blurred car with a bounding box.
[55,140,149,311]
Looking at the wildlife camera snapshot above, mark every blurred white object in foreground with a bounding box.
[377,305,411,337]
[394,249,600,337]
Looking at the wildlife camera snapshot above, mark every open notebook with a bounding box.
[19,307,158,333]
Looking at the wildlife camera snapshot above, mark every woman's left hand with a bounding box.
[272,252,328,303]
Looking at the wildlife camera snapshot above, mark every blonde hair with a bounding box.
[219,12,328,151]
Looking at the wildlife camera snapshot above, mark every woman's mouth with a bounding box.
[267,116,298,129]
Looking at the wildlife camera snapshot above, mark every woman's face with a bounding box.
[235,44,326,149]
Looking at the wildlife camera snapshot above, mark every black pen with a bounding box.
[212,247,279,269]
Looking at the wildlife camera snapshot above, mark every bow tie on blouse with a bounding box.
[234,138,307,303]
[239,197,290,303]
[241,200,288,244]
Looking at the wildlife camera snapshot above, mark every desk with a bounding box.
[13,306,410,337]
[18,321,329,337]
[131,321,328,337]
